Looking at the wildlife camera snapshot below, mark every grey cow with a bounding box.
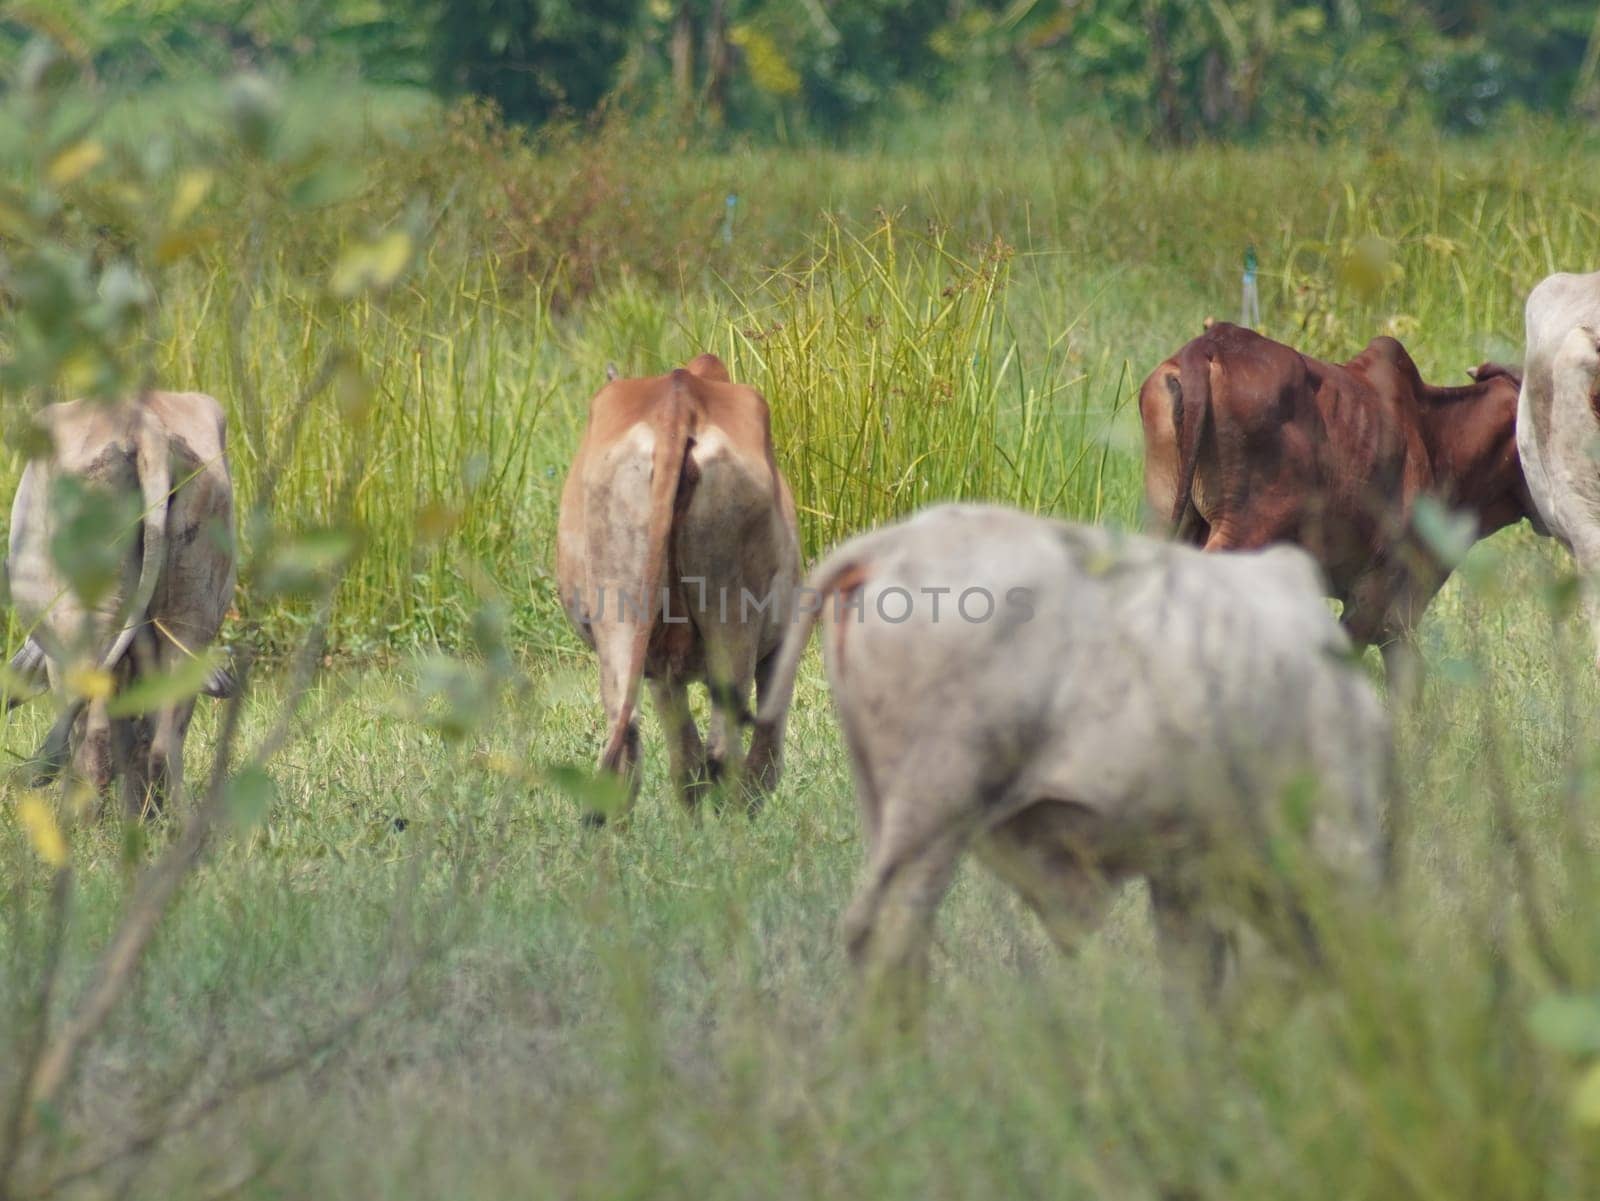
[7,391,236,815]
[1516,271,1600,666]
[757,504,1389,1015]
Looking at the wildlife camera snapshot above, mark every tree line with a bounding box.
[8,1,1600,141]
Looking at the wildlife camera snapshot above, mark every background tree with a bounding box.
[7,2,1600,154]
[420,0,640,124]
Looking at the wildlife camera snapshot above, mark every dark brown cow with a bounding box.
[1139,322,1538,690]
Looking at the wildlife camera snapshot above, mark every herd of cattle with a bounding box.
[12,268,1600,1007]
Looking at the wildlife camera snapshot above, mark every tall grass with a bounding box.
[153,251,565,652]
[721,218,1126,550]
[8,101,1588,657]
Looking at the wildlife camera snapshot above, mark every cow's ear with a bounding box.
[605,362,619,383]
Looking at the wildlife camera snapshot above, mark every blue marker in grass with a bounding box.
[1241,243,1261,328]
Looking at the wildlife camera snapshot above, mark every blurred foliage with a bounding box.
[422,0,639,125]
[8,0,1600,139]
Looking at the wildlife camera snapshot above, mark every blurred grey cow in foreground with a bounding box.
[756,504,1389,1017]
[1516,271,1600,665]
[6,391,236,815]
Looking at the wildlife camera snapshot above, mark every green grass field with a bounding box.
[7,82,1600,1198]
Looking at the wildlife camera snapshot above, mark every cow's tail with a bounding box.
[98,406,171,680]
[753,547,868,732]
[597,377,694,774]
[1168,343,1214,542]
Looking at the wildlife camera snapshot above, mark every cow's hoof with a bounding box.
[581,810,607,830]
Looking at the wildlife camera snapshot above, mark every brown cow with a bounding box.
[1139,322,1537,691]
[557,353,801,820]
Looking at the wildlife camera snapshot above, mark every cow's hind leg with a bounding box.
[745,644,787,800]
[116,714,155,819]
[585,631,643,826]
[588,718,639,828]
[842,766,980,1033]
[703,634,760,812]
[147,698,198,813]
[73,698,116,802]
[1568,526,1600,670]
[650,677,709,809]
[974,801,1118,958]
[846,829,970,1035]
[1147,872,1235,1003]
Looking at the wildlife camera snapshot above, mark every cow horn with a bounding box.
[605,362,619,382]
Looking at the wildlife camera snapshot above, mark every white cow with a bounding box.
[756,504,1390,1018]
[1517,271,1600,663]
[7,391,236,815]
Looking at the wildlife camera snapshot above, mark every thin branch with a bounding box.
[190,1145,285,1201]
[25,842,466,1201]
[21,683,249,1119]
[0,870,71,1201]
[24,966,415,1200]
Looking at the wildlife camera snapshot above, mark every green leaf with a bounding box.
[227,73,282,155]
[329,230,413,298]
[168,168,215,225]
[1574,1062,1600,1127]
[47,475,141,608]
[545,764,631,822]
[45,139,104,189]
[88,262,152,336]
[1411,496,1477,569]
[410,654,493,743]
[0,657,44,703]
[1543,572,1583,620]
[18,37,72,97]
[290,163,365,211]
[259,528,360,597]
[106,650,224,717]
[225,767,276,830]
[1278,772,1318,838]
[1529,994,1600,1054]
[121,819,147,868]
